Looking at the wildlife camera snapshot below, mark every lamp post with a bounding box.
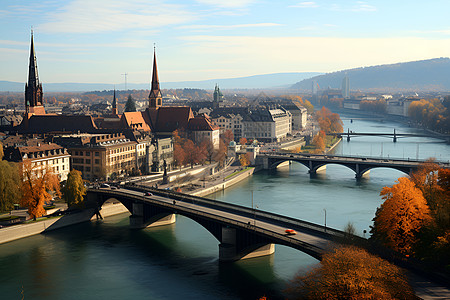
[323,208,327,232]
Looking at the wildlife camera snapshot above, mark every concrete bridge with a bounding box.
[330,129,450,143]
[86,185,353,262]
[256,153,450,179]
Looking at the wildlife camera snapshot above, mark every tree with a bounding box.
[124,94,137,112]
[183,139,200,168]
[0,141,3,160]
[0,160,21,212]
[173,143,186,169]
[239,153,250,167]
[221,129,234,145]
[200,139,215,163]
[316,107,343,134]
[214,139,228,166]
[286,246,415,300]
[63,169,86,208]
[371,177,432,254]
[312,130,326,153]
[20,162,61,221]
[239,137,247,146]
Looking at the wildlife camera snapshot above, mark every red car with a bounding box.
[285,229,297,235]
[144,192,153,197]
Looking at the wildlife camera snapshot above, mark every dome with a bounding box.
[229,141,236,146]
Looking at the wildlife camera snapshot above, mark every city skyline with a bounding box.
[1,0,450,85]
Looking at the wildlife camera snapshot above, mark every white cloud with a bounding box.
[330,1,377,12]
[194,0,256,8]
[352,1,377,12]
[179,23,282,31]
[290,2,319,8]
[38,0,195,33]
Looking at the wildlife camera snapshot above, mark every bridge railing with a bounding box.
[90,188,326,258]
[258,152,450,165]
[122,184,359,242]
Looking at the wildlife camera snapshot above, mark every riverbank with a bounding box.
[0,201,128,245]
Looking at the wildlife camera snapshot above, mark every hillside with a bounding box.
[0,72,321,92]
[291,58,450,92]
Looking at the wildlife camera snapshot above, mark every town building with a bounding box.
[4,142,71,181]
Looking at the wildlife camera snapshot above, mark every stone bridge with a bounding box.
[256,153,450,179]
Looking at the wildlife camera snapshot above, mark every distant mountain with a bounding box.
[291,58,450,92]
[0,72,321,92]
[162,72,321,89]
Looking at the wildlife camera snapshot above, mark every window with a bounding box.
[85,166,91,172]
[86,159,91,164]
[95,159,100,164]
[75,151,79,156]
[86,152,90,156]
[95,152,99,156]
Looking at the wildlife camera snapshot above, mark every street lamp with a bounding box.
[323,208,327,232]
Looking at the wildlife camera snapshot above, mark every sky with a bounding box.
[1,0,450,85]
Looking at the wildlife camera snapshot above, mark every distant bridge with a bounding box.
[256,153,450,179]
[330,129,450,143]
[86,186,354,262]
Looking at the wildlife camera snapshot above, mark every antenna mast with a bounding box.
[121,73,128,90]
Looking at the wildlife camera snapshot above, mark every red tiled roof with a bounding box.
[188,114,219,131]
[121,112,151,132]
[146,106,194,133]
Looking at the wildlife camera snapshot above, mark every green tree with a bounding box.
[63,169,86,208]
[0,160,21,212]
[124,94,137,112]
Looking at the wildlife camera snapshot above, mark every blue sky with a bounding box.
[1,0,450,85]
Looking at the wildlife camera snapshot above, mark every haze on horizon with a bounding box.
[1,0,450,85]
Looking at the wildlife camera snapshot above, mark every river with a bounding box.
[1,115,449,299]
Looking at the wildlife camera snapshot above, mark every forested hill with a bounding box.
[291,58,450,92]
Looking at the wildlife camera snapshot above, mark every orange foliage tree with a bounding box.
[312,130,326,153]
[20,162,61,221]
[286,246,414,300]
[408,98,449,133]
[371,177,432,254]
[239,137,247,145]
[315,107,343,134]
[239,153,251,167]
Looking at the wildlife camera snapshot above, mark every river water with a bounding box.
[1,116,449,300]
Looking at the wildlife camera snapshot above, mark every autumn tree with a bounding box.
[371,177,432,254]
[124,94,137,112]
[0,141,3,160]
[173,144,186,169]
[214,139,228,166]
[63,169,86,208]
[221,129,234,145]
[239,153,250,167]
[239,137,247,146]
[20,162,61,221]
[200,139,215,163]
[183,139,201,168]
[0,160,21,212]
[315,107,343,134]
[312,130,326,153]
[286,246,415,300]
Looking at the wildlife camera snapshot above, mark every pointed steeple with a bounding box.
[25,29,44,115]
[112,88,118,115]
[149,46,162,108]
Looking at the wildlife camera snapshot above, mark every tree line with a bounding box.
[0,142,86,220]
[408,97,450,133]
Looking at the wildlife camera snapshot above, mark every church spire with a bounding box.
[25,29,44,115]
[149,46,162,108]
[112,88,118,115]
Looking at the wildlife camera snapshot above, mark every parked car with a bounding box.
[110,186,118,190]
[285,229,297,235]
[100,183,110,188]
[144,192,153,197]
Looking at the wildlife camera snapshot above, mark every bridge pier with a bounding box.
[129,202,176,229]
[219,227,275,262]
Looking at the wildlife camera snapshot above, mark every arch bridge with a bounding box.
[256,153,450,179]
[86,185,354,262]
